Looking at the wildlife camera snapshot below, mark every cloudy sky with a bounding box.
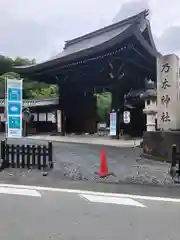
[1,0,180,62]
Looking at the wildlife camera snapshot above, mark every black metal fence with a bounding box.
[0,140,53,170]
[170,144,180,176]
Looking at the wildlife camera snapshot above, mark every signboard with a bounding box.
[123,111,130,124]
[110,112,116,136]
[57,110,61,132]
[157,54,180,130]
[6,79,23,138]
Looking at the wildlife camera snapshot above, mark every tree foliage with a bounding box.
[96,92,111,122]
[0,54,111,121]
[0,55,58,99]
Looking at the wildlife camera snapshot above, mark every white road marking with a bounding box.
[0,183,179,203]
[0,187,41,197]
[80,194,146,208]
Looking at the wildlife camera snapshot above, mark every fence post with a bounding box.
[32,145,36,167]
[37,145,41,170]
[21,145,25,168]
[170,144,178,178]
[0,140,5,169]
[5,144,10,168]
[1,140,5,161]
[171,144,177,167]
[16,145,20,168]
[48,141,53,168]
[26,145,31,169]
[178,154,180,176]
[11,145,15,168]
[43,145,47,170]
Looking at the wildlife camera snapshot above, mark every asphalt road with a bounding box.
[0,184,179,240]
[0,136,179,239]
[0,137,174,187]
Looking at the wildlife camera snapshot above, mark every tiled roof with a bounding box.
[14,10,157,74]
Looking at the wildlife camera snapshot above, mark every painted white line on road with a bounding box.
[0,183,179,203]
[80,194,146,208]
[0,187,41,197]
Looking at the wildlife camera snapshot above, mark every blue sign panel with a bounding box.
[8,102,21,115]
[6,79,23,138]
[110,112,117,136]
[8,88,22,101]
[8,116,21,129]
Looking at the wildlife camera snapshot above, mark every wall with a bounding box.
[143,131,180,161]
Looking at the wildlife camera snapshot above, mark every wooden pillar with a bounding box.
[58,86,66,136]
[109,60,127,139]
[61,111,66,136]
[111,83,125,139]
[83,92,97,133]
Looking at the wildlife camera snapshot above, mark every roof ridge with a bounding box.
[64,10,148,49]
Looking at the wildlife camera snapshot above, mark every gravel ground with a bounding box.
[0,139,178,187]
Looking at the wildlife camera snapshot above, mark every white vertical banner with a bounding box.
[57,110,61,133]
[110,112,117,136]
[6,78,23,138]
[157,54,180,130]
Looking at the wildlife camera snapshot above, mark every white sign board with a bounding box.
[6,79,23,138]
[157,54,180,130]
[110,112,116,136]
[123,111,130,124]
[57,110,61,132]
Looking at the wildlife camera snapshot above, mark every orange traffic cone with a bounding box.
[95,148,115,177]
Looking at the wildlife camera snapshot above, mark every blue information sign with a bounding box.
[8,88,22,101]
[8,102,21,115]
[8,116,21,129]
[6,79,23,138]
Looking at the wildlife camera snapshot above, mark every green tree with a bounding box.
[0,55,58,99]
[96,92,112,122]
[13,57,36,67]
[0,55,13,75]
[0,72,20,88]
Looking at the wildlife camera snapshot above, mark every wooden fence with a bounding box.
[0,140,53,170]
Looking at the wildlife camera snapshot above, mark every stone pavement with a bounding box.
[26,134,142,147]
[0,138,176,187]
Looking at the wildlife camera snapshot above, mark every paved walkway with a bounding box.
[26,135,142,148]
[0,138,175,187]
[0,134,177,187]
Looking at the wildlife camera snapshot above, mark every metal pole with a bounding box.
[4,76,7,140]
[24,120,27,137]
[170,144,177,178]
[171,144,177,167]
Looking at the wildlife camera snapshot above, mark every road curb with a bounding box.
[25,137,141,148]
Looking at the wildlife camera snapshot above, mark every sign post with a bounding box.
[6,78,23,138]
